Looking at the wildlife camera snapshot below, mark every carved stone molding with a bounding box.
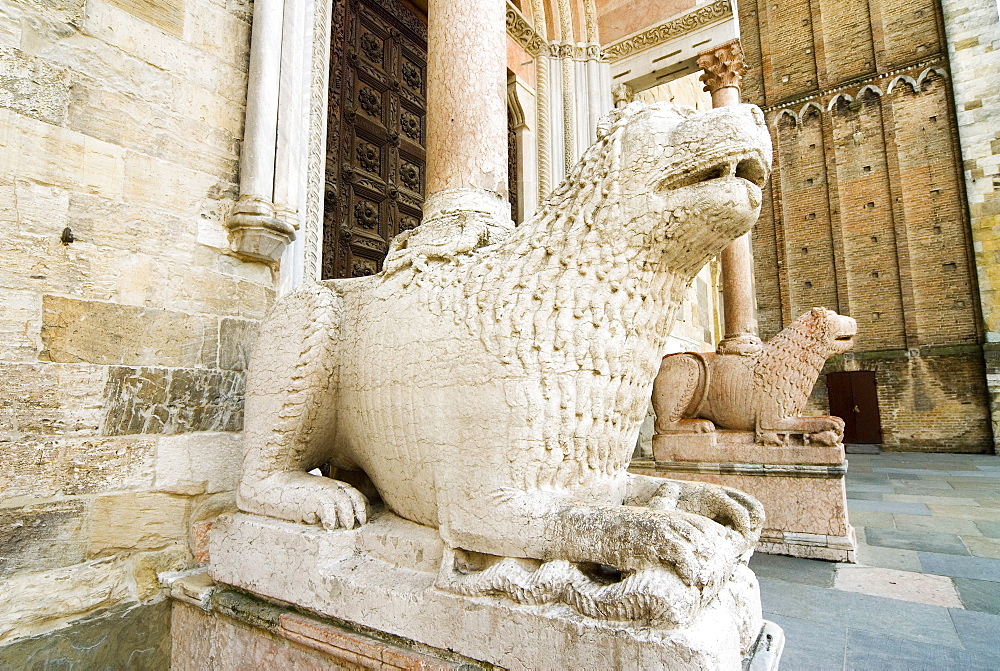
[697,39,746,94]
[303,0,336,281]
[761,58,948,115]
[505,3,600,62]
[506,3,546,56]
[227,195,297,263]
[603,0,733,62]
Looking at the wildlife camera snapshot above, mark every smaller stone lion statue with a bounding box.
[653,308,857,446]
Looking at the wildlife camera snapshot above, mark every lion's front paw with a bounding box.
[310,480,369,530]
[639,510,743,589]
[649,480,764,540]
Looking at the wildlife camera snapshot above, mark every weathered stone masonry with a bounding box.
[941,0,1000,448]
[0,0,273,658]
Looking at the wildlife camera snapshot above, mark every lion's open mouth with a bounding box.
[835,335,853,341]
[659,153,768,191]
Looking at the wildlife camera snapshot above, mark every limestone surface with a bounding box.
[210,511,766,669]
[237,102,773,624]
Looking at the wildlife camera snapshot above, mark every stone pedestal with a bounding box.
[193,511,784,669]
[633,432,856,562]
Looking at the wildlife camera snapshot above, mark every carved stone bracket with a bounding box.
[226,195,297,263]
[696,39,747,95]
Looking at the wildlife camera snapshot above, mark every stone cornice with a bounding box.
[506,2,603,61]
[602,0,733,63]
[762,57,948,113]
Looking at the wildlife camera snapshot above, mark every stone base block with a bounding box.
[634,431,856,563]
[207,512,783,670]
[170,596,473,670]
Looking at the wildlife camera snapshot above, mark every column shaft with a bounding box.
[241,0,284,202]
[226,0,296,264]
[698,40,761,354]
[425,0,508,198]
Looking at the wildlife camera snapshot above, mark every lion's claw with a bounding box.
[317,481,369,530]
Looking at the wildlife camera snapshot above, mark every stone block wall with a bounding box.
[740,0,995,452]
[0,0,272,654]
[941,0,1000,446]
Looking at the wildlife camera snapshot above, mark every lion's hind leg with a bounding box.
[237,283,368,530]
[652,352,715,434]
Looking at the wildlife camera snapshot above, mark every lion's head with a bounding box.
[609,102,771,275]
[787,307,858,357]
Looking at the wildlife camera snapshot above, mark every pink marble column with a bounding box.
[425,0,508,202]
[698,40,762,355]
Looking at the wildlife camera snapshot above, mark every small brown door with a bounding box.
[827,371,883,444]
[322,0,427,279]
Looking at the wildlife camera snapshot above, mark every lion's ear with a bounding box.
[811,307,827,318]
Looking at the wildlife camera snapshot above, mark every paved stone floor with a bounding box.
[754,451,1000,669]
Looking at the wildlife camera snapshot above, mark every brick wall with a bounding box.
[0,0,270,650]
[740,0,993,452]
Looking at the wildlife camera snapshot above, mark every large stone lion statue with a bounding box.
[237,101,772,625]
[653,307,857,445]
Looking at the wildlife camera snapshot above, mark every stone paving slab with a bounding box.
[748,553,836,588]
[846,491,884,501]
[976,520,1000,538]
[855,544,923,572]
[849,474,892,485]
[758,577,962,646]
[949,608,1000,657]
[885,494,982,506]
[846,483,895,493]
[847,509,896,529]
[763,614,846,671]
[893,514,982,536]
[866,528,970,555]
[952,578,1000,616]
[962,536,1000,559]
[945,481,1000,492]
[848,499,931,515]
[873,467,982,476]
[834,566,963,607]
[926,504,999,520]
[918,552,1000,582]
[890,479,956,490]
[843,628,1000,670]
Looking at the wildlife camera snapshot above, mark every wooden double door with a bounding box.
[827,371,883,444]
[322,0,427,279]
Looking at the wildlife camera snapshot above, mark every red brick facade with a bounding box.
[739,0,993,451]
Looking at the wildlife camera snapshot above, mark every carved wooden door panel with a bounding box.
[323,0,427,279]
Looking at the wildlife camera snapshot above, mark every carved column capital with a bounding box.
[696,39,747,97]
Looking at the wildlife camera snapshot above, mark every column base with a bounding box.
[716,333,764,356]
